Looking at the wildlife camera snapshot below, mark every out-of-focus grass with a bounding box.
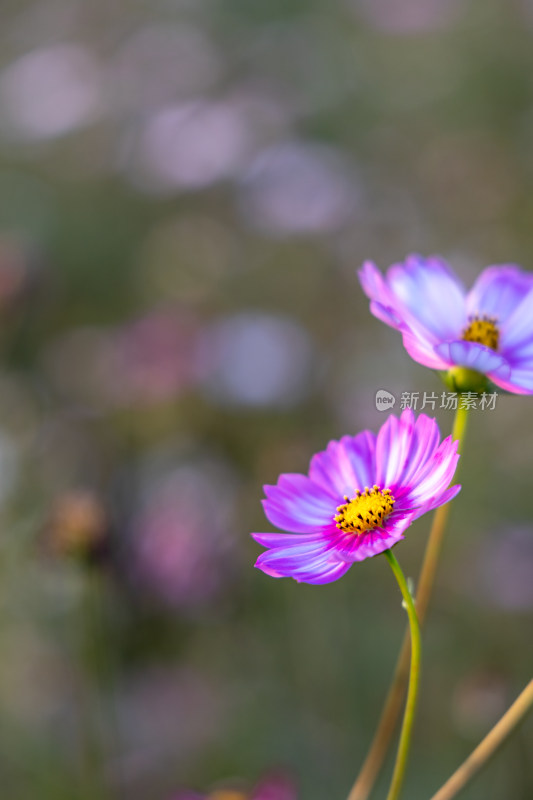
[0,1,530,798]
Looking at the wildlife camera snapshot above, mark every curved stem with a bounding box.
[430,679,533,800]
[383,549,422,800]
[347,405,469,800]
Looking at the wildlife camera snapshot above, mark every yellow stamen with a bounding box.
[334,485,395,535]
[462,315,499,350]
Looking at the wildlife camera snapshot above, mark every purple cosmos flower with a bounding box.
[359,255,533,394]
[252,409,460,585]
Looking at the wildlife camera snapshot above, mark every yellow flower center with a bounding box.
[334,485,395,535]
[462,315,499,350]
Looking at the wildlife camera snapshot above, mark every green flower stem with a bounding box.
[451,402,469,447]
[382,549,422,800]
[347,404,469,800]
[430,679,533,800]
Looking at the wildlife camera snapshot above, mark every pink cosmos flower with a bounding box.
[252,409,460,585]
[359,255,533,394]
[131,461,238,612]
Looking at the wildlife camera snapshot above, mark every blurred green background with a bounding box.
[0,0,531,798]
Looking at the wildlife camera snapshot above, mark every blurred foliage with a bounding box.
[0,0,530,798]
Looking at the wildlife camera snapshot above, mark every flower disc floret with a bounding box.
[335,486,395,534]
[462,315,499,350]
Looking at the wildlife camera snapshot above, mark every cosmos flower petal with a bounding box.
[504,339,533,363]
[255,539,337,570]
[467,265,533,323]
[309,431,376,496]
[412,484,461,518]
[360,257,466,345]
[400,330,451,370]
[359,261,400,328]
[369,300,403,328]
[396,413,442,488]
[333,512,412,562]
[386,255,467,340]
[362,260,461,366]
[294,561,352,585]
[252,531,326,548]
[434,340,511,379]
[360,263,435,345]
[376,410,454,494]
[336,529,403,562]
[490,365,533,394]
[402,437,460,506]
[262,474,337,533]
[255,543,351,584]
[499,286,533,352]
[406,432,459,488]
[511,368,533,391]
[253,535,337,564]
[375,410,412,487]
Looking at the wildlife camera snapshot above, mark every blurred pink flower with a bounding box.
[355,0,461,34]
[252,774,297,800]
[171,773,297,800]
[109,311,205,405]
[127,100,249,194]
[131,459,239,611]
[239,142,359,236]
[0,44,103,141]
[200,312,314,408]
[44,309,205,409]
